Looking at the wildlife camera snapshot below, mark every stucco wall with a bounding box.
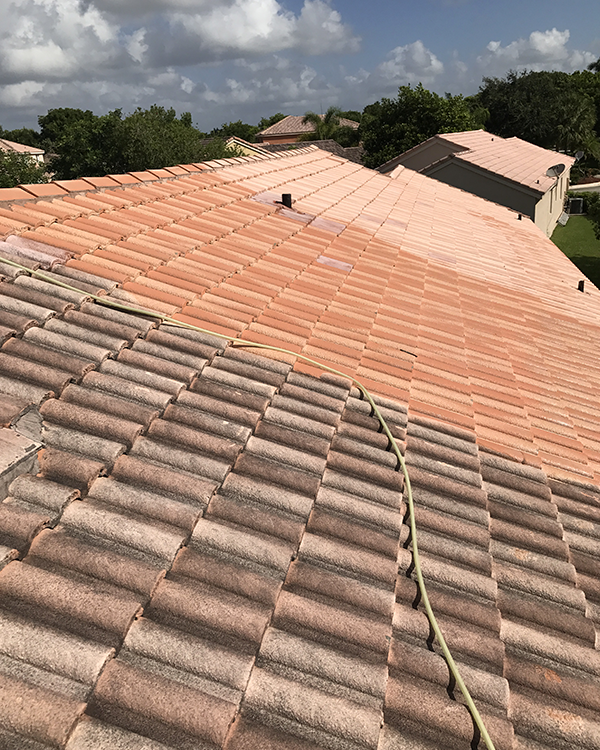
[424,161,538,220]
[534,173,569,236]
[425,161,570,236]
[256,134,300,144]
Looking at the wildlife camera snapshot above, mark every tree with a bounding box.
[48,109,123,179]
[476,70,599,154]
[38,108,96,152]
[0,127,42,149]
[361,84,477,168]
[340,110,362,123]
[299,107,344,141]
[0,150,48,188]
[297,106,360,145]
[209,120,260,143]
[588,57,600,73]
[48,105,240,180]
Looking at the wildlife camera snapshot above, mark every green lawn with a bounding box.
[551,215,600,289]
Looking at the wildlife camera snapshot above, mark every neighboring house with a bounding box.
[0,147,600,750]
[261,138,365,163]
[0,138,45,164]
[380,130,574,236]
[197,136,271,158]
[256,114,359,144]
[224,136,271,157]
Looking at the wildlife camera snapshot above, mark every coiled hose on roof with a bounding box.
[0,255,496,750]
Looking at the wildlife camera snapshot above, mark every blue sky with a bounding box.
[0,0,598,132]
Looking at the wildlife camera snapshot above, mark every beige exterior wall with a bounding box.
[425,161,570,236]
[256,134,301,144]
[230,143,269,157]
[425,161,538,219]
[534,173,569,236]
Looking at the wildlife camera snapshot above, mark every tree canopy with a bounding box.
[298,107,360,146]
[476,70,600,157]
[209,114,287,143]
[360,84,477,168]
[0,127,43,149]
[0,150,48,188]
[589,57,600,73]
[43,105,241,180]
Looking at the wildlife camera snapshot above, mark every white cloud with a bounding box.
[0,0,128,83]
[180,76,195,94]
[477,28,596,74]
[0,80,46,107]
[156,0,359,64]
[378,41,444,85]
[126,28,148,63]
[0,0,359,128]
[349,40,444,99]
[296,0,360,55]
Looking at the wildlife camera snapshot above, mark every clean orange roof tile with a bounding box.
[81,176,121,188]
[108,173,143,185]
[0,186,34,201]
[122,280,188,309]
[19,183,70,197]
[65,257,131,283]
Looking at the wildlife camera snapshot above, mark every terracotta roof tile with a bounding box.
[1,147,600,749]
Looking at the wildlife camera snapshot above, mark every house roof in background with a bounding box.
[0,138,45,156]
[377,130,495,174]
[0,147,600,749]
[388,130,576,195]
[436,133,576,194]
[257,115,360,137]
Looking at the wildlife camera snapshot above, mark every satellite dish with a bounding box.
[575,151,585,162]
[546,163,565,178]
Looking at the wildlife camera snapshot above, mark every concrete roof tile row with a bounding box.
[0,146,599,749]
[257,115,360,138]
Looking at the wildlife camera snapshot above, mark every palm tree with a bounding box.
[299,107,344,141]
[554,92,599,157]
[588,57,600,73]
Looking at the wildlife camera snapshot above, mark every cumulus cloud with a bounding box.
[0,0,358,101]
[477,28,596,75]
[0,4,596,139]
[0,0,126,83]
[345,40,445,100]
[0,0,359,128]
[377,41,444,86]
[148,0,358,67]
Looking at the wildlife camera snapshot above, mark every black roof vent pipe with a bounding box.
[281,194,292,208]
[578,280,585,292]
